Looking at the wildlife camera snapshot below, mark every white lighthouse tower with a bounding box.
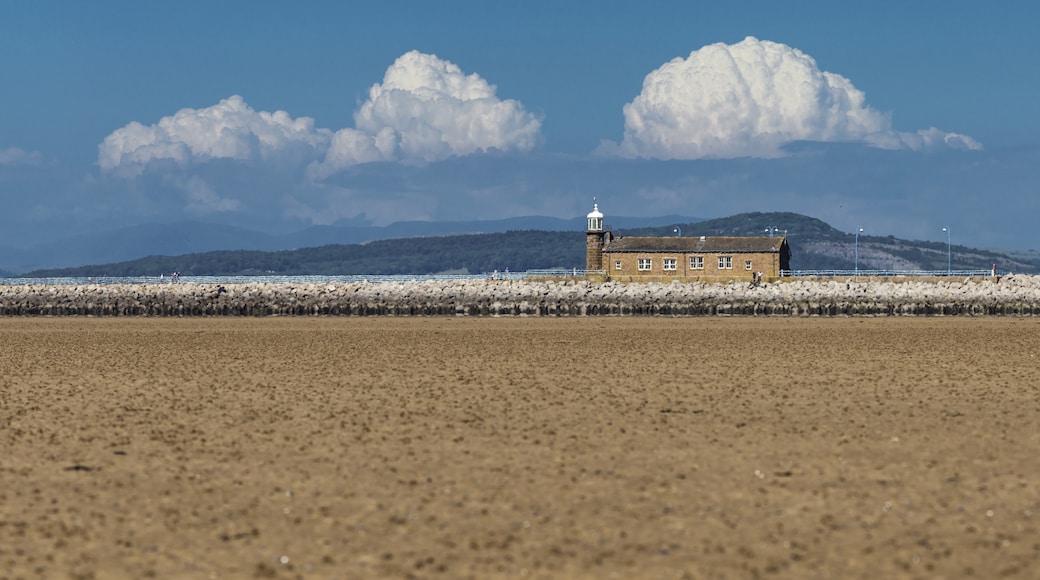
[586,199,604,271]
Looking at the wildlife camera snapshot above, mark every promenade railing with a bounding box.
[0,269,1006,285]
[0,274,492,286]
[522,269,601,278]
[782,269,1000,278]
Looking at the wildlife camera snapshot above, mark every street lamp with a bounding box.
[855,228,864,274]
[673,227,682,237]
[942,227,951,275]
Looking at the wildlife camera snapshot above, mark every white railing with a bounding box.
[523,269,601,278]
[0,268,1004,285]
[0,274,493,286]
[782,269,1000,277]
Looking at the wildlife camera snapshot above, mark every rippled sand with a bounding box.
[2,318,1039,578]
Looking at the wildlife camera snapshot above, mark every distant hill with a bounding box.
[24,231,586,277]
[0,214,700,274]
[629,212,1039,273]
[21,212,1040,277]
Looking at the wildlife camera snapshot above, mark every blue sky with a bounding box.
[2,1,1039,251]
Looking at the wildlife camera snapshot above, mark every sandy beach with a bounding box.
[2,317,1039,578]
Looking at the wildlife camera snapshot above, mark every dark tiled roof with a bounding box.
[604,236,787,253]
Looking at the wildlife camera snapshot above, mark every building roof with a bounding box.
[604,236,787,254]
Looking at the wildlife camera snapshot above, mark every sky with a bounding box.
[2,0,1040,251]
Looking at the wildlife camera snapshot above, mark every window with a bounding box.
[718,256,733,269]
[615,260,622,270]
[745,260,753,270]
[690,256,704,270]
[638,258,652,271]
[663,258,677,271]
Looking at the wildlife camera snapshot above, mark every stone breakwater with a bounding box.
[3,276,1040,316]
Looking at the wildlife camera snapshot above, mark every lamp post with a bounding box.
[674,227,682,237]
[855,228,864,274]
[942,227,951,275]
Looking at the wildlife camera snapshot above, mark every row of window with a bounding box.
[628,256,752,271]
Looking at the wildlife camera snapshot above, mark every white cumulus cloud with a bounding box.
[0,146,44,166]
[98,95,332,176]
[605,36,980,159]
[308,50,542,179]
[93,52,542,222]
[167,175,243,214]
[98,51,541,185]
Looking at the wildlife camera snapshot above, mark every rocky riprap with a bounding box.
[3,276,1040,316]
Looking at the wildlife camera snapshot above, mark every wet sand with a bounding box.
[2,317,1039,578]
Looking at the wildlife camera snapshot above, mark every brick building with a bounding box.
[586,202,790,282]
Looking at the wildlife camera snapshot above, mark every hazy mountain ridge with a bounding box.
[18,212,1040,277]
[630,212,1037,273]
[23,231,586,278]
[0,215,700,274]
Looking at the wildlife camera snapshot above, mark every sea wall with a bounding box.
[3,276,1040,316]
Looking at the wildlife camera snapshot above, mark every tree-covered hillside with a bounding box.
[626,212,1033,272]
[27,231,585,277]
[22,212,1040,277]
[625,211,845,241]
